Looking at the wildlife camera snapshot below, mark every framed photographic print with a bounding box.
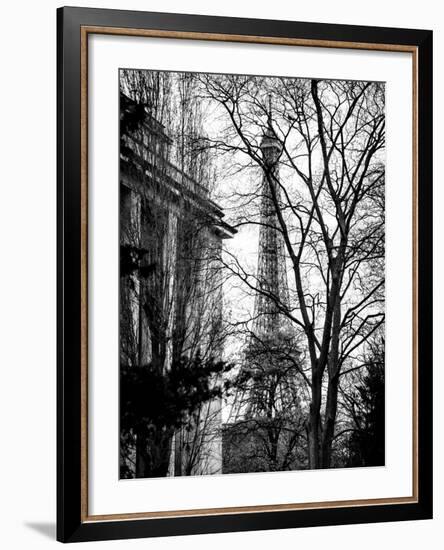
[57,6,433,543]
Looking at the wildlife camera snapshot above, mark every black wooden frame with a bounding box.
[57,6,433,543]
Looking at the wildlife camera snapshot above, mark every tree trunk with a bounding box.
[174,430,183,476]
[308,371,322,468]
[320,278,342,468]
[321,374,339,468]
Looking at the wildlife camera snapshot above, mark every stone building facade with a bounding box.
[119,93,235,478]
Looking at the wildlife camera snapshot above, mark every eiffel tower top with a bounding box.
[260,96,281,166]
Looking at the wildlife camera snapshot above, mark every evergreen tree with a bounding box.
[347,340,385,467]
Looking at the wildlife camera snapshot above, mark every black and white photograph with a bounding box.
[119,69,386,479]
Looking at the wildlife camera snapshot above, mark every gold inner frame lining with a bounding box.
[80,25,419,523]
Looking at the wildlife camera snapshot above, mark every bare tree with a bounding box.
[197,74,385,469]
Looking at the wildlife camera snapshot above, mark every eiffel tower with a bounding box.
[232,107,299,420]
[252,116,291,338]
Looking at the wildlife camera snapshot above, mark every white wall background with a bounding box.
[0,0,440,547]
